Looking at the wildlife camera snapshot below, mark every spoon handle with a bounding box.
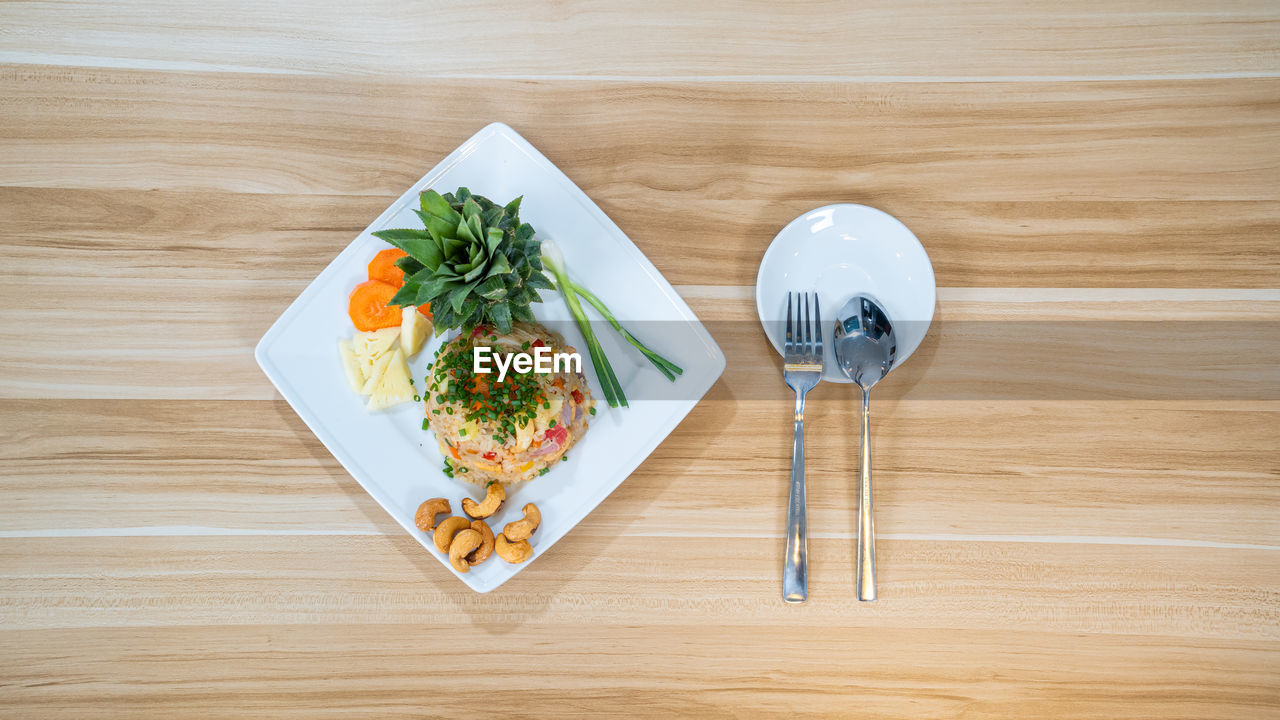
[783,389,808,603]
[857,386,877,601]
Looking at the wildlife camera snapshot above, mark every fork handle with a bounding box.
[856,386,877,601]
[783,390,808,603]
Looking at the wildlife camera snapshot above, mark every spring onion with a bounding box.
[542,238,683,408]
[542,239,626,407]
[564,281,683,381]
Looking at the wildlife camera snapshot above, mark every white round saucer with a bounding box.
[755,204,936,383]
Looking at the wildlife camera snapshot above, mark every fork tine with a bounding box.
[784,292,793,350]
[813,295,823,361]
[794,292,802,353]
[797,291,805,355]
[803,292,812,357]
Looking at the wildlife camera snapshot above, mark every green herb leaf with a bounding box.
[511,303,537,324]
[453,217,478,244]
[484,252,511,279]
[390,282,420,307]
[416,273,457,298]
[462,262,487,283]
[371,228,431,251]
[414,209,458,245]
[475,276,507,300]
[420,190,461,225]
[442,235,467,257]
[484,226,504,255]
[489,302,513,334]
[389,234,443,271]
[395,255,425,277]
[481,206,505,228]
[448,280,480,313]
[525,272,555,290]
[462,196,482,221]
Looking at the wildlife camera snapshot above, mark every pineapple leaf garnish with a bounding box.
[373,187,550,335]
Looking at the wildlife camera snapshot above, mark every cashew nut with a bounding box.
[494,533,533,563]
[467,519,495,565]
[432,516,471,553]
[448,529,483,573]
[461,482,506,519]
[414,498,450,532]
[502,503,542,542]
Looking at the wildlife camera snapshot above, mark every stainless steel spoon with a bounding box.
[832,295,896,601]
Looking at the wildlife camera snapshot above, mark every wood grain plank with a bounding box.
[2,398,1276,546]
[1,0,1277,79]
[6,188,1280,292]
[0,535,1277,640]
[1,624,1276,719]
[2,7,1279,713]
[2,68,1278,286]
[2,274,1276,402]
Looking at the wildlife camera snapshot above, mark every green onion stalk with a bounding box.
[570,283,683,382]
[541,239,683,408]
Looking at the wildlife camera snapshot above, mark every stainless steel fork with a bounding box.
[782,291,823,603]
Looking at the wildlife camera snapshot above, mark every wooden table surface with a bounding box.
[2,2,1279,717]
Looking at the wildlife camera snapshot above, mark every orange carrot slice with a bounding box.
[418,302,432,318]
[348,280,402,331]
[368,248,408,288]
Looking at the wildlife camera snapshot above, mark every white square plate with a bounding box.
[255,123,725,592]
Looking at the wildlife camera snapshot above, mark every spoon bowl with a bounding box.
[833,296,897,390]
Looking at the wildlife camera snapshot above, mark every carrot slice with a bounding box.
[368,248,408,288]
[348,280,402,331]
[418,302,432,318]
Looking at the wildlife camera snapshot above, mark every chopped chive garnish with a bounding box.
[421,418,429,430]
[589,407,597,415]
